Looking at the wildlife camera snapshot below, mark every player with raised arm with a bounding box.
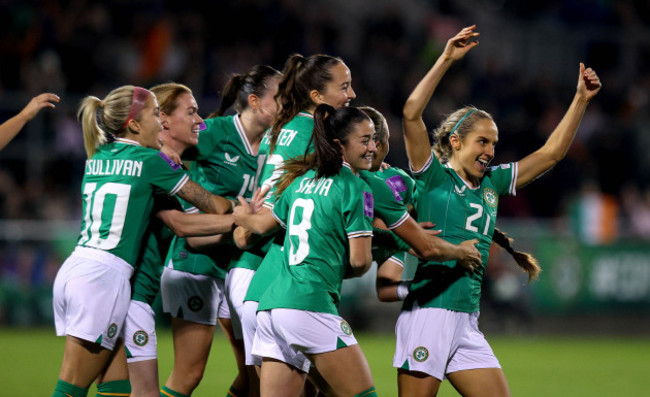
[395,26,601,396]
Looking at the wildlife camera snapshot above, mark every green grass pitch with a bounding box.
[2,328,648,395]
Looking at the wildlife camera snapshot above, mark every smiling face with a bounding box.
[340,119,377,173]
[449,118,499,185]
[314,62,356,108]
[130,94,163,150]
[160,92,202,152]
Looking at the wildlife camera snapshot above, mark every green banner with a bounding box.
[533,238,650,314]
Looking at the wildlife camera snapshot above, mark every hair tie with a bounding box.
[119,86,152,133]
[448,109,477,137]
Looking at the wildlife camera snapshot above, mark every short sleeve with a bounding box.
[343,179,374,239]
[147,152,190,196]
[486,162,518,196]
[409,150,446,190]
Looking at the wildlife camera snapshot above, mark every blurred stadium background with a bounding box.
[0,1,649,392]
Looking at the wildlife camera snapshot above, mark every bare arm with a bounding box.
[156,209,234,238]
[233,225,262,250]
[233,200,281,236]
[516,63,602,188]
[392,216,481,271]
[0,93,60,150]
[176,179,233,215]
[347,236,373,278]
[376,258,406,302]
[186,233,231,250]
[403,26,479,171]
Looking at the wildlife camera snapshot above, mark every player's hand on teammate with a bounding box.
[19,93,60,121]
[419,221,442,236]
[577,62,602,102]
[442,25,480,63]
[457,238,482,272]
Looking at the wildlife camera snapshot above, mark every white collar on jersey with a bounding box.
[444,162,480,190]
[114,137,142,146]
[233,114,256,156]
[342,161,358,176]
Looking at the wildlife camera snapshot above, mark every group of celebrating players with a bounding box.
[6,25,600,397]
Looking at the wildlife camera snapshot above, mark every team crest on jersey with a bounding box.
[413,346,429,362]
[225,152,240,165]
[107,323,118,338]
[454,185,467,196]
[187,296,204,312]
[483,188,498,207]
[340,321,352,336]
[133,330,149,346]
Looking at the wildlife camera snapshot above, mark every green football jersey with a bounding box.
[166,115,262,277]
[131,195,182,305]
[258,111,314,202]
[130,216,174,304]
[244,112,316,299]
[257,165,374,315]
[405,153,517,313]
[77,138,189,267]
[361,166,417,265]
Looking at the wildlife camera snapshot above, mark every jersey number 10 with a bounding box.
[79,182,131,250]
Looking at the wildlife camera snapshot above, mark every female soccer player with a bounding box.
[123,82,235,397]
[395,26,601,396]
[234,104,378,397]
[51,85,232,397]
[234,54,356,394]
[0,92,60,150]
[158,65,281,397]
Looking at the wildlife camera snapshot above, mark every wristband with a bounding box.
[396,280,411,301]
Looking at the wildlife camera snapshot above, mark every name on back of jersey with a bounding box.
[295,177,333,197]
[85,159,143,177]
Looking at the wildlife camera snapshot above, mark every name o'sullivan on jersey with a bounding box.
[85,159,143,177]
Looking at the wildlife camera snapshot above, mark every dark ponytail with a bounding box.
[274,104,370,196]
[208,65,282,119]
[492,228,541,282]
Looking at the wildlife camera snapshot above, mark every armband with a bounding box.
[396,280,412,301]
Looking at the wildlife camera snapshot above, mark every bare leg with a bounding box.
[58,335,114,387]
[308,345,374,396]
[447,368,510,397]
[95,338,129,384]
[397,369,441,397]
[128,359,160,397]
[219,317,249,395]
[259,358,307,397]
[163,317,215,395]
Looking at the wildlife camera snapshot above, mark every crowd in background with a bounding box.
[1,0,649,325]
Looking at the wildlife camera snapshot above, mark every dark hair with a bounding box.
[208,64,282,119]
[360,105,388,143]
[274,104,370,196]
[270,53,345,152]
[492,228,541,282]
[432,106,493,163]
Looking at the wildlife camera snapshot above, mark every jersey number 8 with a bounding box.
[288,198,314,266]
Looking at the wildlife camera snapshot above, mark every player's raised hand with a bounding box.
[443,25,480,62]
[577,62,602,102]
[19,93,60,121]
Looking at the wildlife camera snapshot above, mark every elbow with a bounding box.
[349,256,372,277]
